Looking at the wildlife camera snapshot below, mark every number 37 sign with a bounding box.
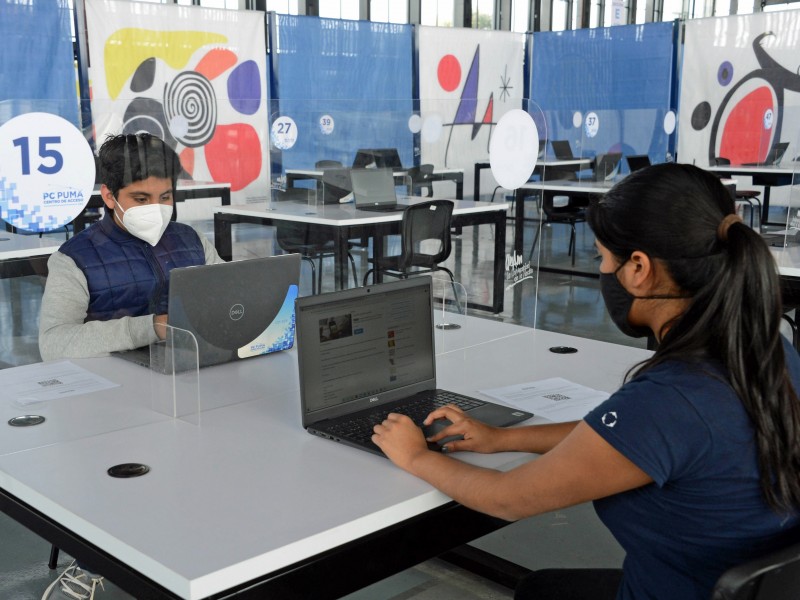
[0,113,95,233]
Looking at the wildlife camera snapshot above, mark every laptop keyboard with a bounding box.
[320,390,484,449]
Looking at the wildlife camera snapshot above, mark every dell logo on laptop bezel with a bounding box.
[229,304,245,321]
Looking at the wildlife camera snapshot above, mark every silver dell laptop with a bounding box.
[351,168,405,212]
[295,277,533,457]
[114,253,300,371]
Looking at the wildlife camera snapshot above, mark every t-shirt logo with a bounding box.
[602,411,618,428]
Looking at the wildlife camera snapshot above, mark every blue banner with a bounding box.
[270,15,414,172]
[530,22,678,165]
[0,0,79,127]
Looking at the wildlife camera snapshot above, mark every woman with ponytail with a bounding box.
[371,163,800,600]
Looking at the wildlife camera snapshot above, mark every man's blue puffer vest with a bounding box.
[59,211,206,322]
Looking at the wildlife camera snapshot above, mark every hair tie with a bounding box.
[717,214,743,242]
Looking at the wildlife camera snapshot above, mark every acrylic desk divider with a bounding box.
[433,279,467,354]
[146,324,201,425]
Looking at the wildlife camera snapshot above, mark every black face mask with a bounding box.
[599,260,653,339]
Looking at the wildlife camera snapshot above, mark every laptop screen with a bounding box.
[351,168,398,208]
[551,140,574,160]
[296,278,436,425]
[168,254,300,363]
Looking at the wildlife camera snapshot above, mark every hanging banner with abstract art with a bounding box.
[418,27,525,199]
[85,0,269,202]
[678,11,800,167]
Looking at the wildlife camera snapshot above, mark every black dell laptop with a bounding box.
[295,277,534,457]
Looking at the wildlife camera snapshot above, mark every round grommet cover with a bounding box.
[107,463,150,478]
[549,346,578,354]
[8,415,46,427]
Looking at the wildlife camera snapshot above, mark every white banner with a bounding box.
[418,27,525,199]
[677,11,800,168]
[85,0,269,203]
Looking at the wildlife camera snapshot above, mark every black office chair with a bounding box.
[527,193,587,266]
[362,199,456,287]
[273,188,358,294]
[711,540,800,599]
[315,159,342,169]
[405,164,435,197]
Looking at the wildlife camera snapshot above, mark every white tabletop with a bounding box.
[0,321,650,599]
[286,167,463,177]
[0,232,61,261]
[214,197,508,226]
[707,162,799,176]
[519,178,618,194]
[771,243,800,277]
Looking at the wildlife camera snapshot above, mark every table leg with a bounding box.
[334,228,348,290]
[491,210,506,313]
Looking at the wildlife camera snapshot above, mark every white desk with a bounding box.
[473,158,594,201]
[286,167,465,199]
[0,320,651,599]
[707,163,799,226]
[213,197,509,313]
[0,232,60,279]
[73,180,233,233]
[513,178,617,277]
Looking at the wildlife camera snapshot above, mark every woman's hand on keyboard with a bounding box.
[423,405,503,454]
[372,413,431,470]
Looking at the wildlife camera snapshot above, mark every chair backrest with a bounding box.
[711,541,800,600]
[399,200,454,269]
[406,164,435,197]
[315,159,343,169]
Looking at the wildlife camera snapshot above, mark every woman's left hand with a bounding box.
[372,413,431,471]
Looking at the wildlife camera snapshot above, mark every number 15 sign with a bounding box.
[0,113,95,233]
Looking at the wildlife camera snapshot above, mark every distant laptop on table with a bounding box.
[626,155,651,172]
[551,140,575,160]
[295,277,533,457]
[351,168,405,212]
[743,142,789,166]
[583,152,622,182]
[114,254,301,371]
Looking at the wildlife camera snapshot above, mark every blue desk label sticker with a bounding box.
[271,116,298,150]
[0,113,95,233]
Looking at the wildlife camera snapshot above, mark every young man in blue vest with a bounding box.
[39,133,224,361]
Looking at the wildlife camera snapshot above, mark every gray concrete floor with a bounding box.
[0,203,641,599]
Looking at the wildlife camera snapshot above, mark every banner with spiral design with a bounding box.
[85,0,269,202]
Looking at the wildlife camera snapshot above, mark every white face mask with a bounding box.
[114,200,172,246]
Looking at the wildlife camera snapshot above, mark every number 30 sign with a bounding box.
[0,112,95,233]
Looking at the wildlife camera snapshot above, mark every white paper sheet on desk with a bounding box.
[1,360,119,405]
[480,377,610,423]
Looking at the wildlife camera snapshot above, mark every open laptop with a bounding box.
[295,277,534,457]
[626,154,651,172]
[352,148,403,169]
[590,152,622,181]
[351,168,405,212]
[114,254,301,371]
[744,142,789,167]
[551,140,575,160]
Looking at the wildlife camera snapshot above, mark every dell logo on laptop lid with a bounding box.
[229,304,245,320]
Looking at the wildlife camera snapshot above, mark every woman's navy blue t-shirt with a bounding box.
[584,338,800,600]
